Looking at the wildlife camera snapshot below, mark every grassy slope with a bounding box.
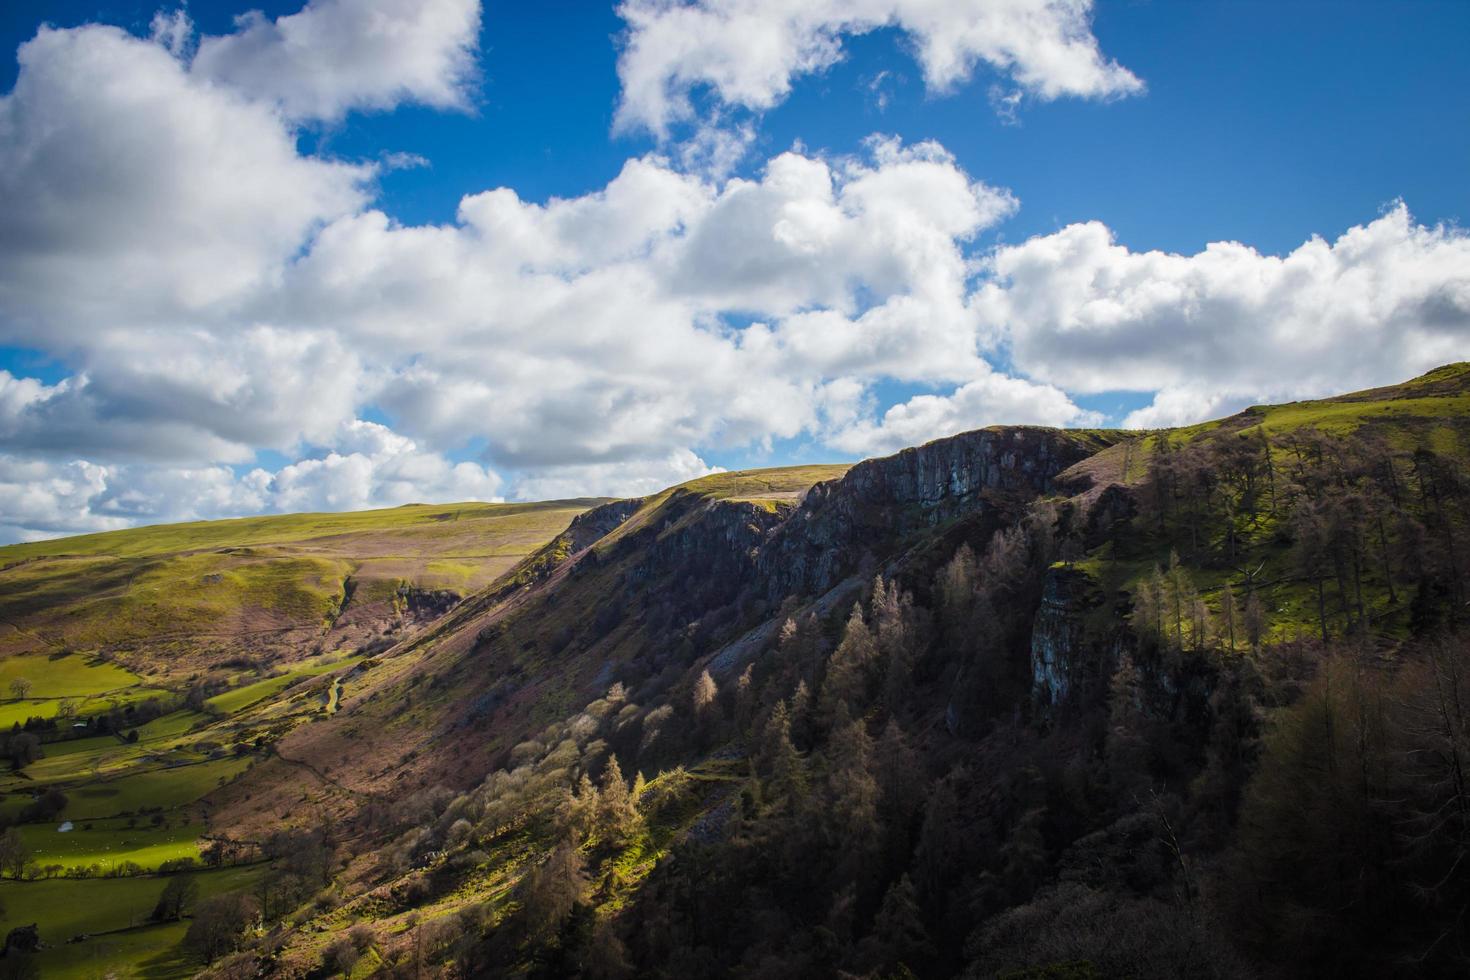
[1059,363,1470,644]
[0,499,607,673]
[598,464,852,548]
[199,465,854,837]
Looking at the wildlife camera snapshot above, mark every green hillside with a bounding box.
[0,499,606,673]
[5,370,1470,979]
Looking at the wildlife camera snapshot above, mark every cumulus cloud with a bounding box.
[829,370,1101,455]
[277,139,1021,471]
[191,0,481,122]
[506,450,723,502]
[0,456,124,542]
[614,0,1143,136]
[977,203,1470,426]
[0,23,371,339]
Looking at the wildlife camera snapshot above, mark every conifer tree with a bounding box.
[759,699,806,810]
[870,874,934,972]
[598,756,640,844]
[819,603,878,727]
[824,719,880,883]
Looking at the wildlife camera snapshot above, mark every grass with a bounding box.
[18,819,203,874]
[33,921,195,980]
[62,757,252,820]
[598,465,852,552]
[41,734,125,757]
[0,500,610,563]
[0,864,267,979]
[17,739,147,784]
[0,652,140,698]
[206,654,362,716]
[135,710,209,741]
[0,499,605,672]
[0,685,172,728]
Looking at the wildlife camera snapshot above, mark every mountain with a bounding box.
[5,366,1470,979]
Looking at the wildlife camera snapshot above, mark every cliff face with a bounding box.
[1030,566,1115,711]
[760,427,1115,599]
[1029,564,1219,728]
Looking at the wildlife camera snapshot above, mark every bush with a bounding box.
[325,937,359,975]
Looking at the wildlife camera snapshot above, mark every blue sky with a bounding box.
[7,1,1462,250]
[0,0,1467,539]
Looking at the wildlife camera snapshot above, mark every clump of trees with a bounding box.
[184,892,259,964]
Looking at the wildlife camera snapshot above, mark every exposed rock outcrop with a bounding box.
[1030,566,1115,711]
[761,427,1115,598]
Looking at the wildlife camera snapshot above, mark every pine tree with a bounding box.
[870,874,933,972]
[691,669,720,747]
[568,773,600,842]
[759,699,806,810]
[1168,550,1188,651]
[1244,588,1267,653]
[819,603,878,727]
[824,718,881,886]
[1106,653,1151,798]
[522,841,589,941]
[598,756,640,845]
[875,718,923,873]
[937,544,977,634]
[734,663,755,730]
[692,669,718,717]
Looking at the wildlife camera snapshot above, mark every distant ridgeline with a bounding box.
[4,366,1470,978]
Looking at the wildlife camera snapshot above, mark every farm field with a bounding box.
[17,819,204,874]
[0,864,268,978]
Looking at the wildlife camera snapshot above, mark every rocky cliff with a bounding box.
[760,426,1119,598]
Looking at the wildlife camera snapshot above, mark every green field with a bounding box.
[0,864,267,979]
[0,652,140,698]
[0,684,172,728]
[19,819,203,874]
[62,757,253,821]
[0,497,615,977]
[134,710,209,741]
[0,500,607,563]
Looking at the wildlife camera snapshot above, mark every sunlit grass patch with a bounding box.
[18,819,203,874]
[62,756,252,820]
[0,652,140,698]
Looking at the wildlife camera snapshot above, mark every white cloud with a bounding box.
[829,369,1100,455]
[191,0,481,122]
[979,203,1470,425]
[0,456,124,542]
[0,23,371,338]
[277,139,1015,471]
[505,450,723,502]
[614,0,1142,137]
[0,330,364,464]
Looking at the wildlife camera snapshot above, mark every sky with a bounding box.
[0,0,1467,542]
